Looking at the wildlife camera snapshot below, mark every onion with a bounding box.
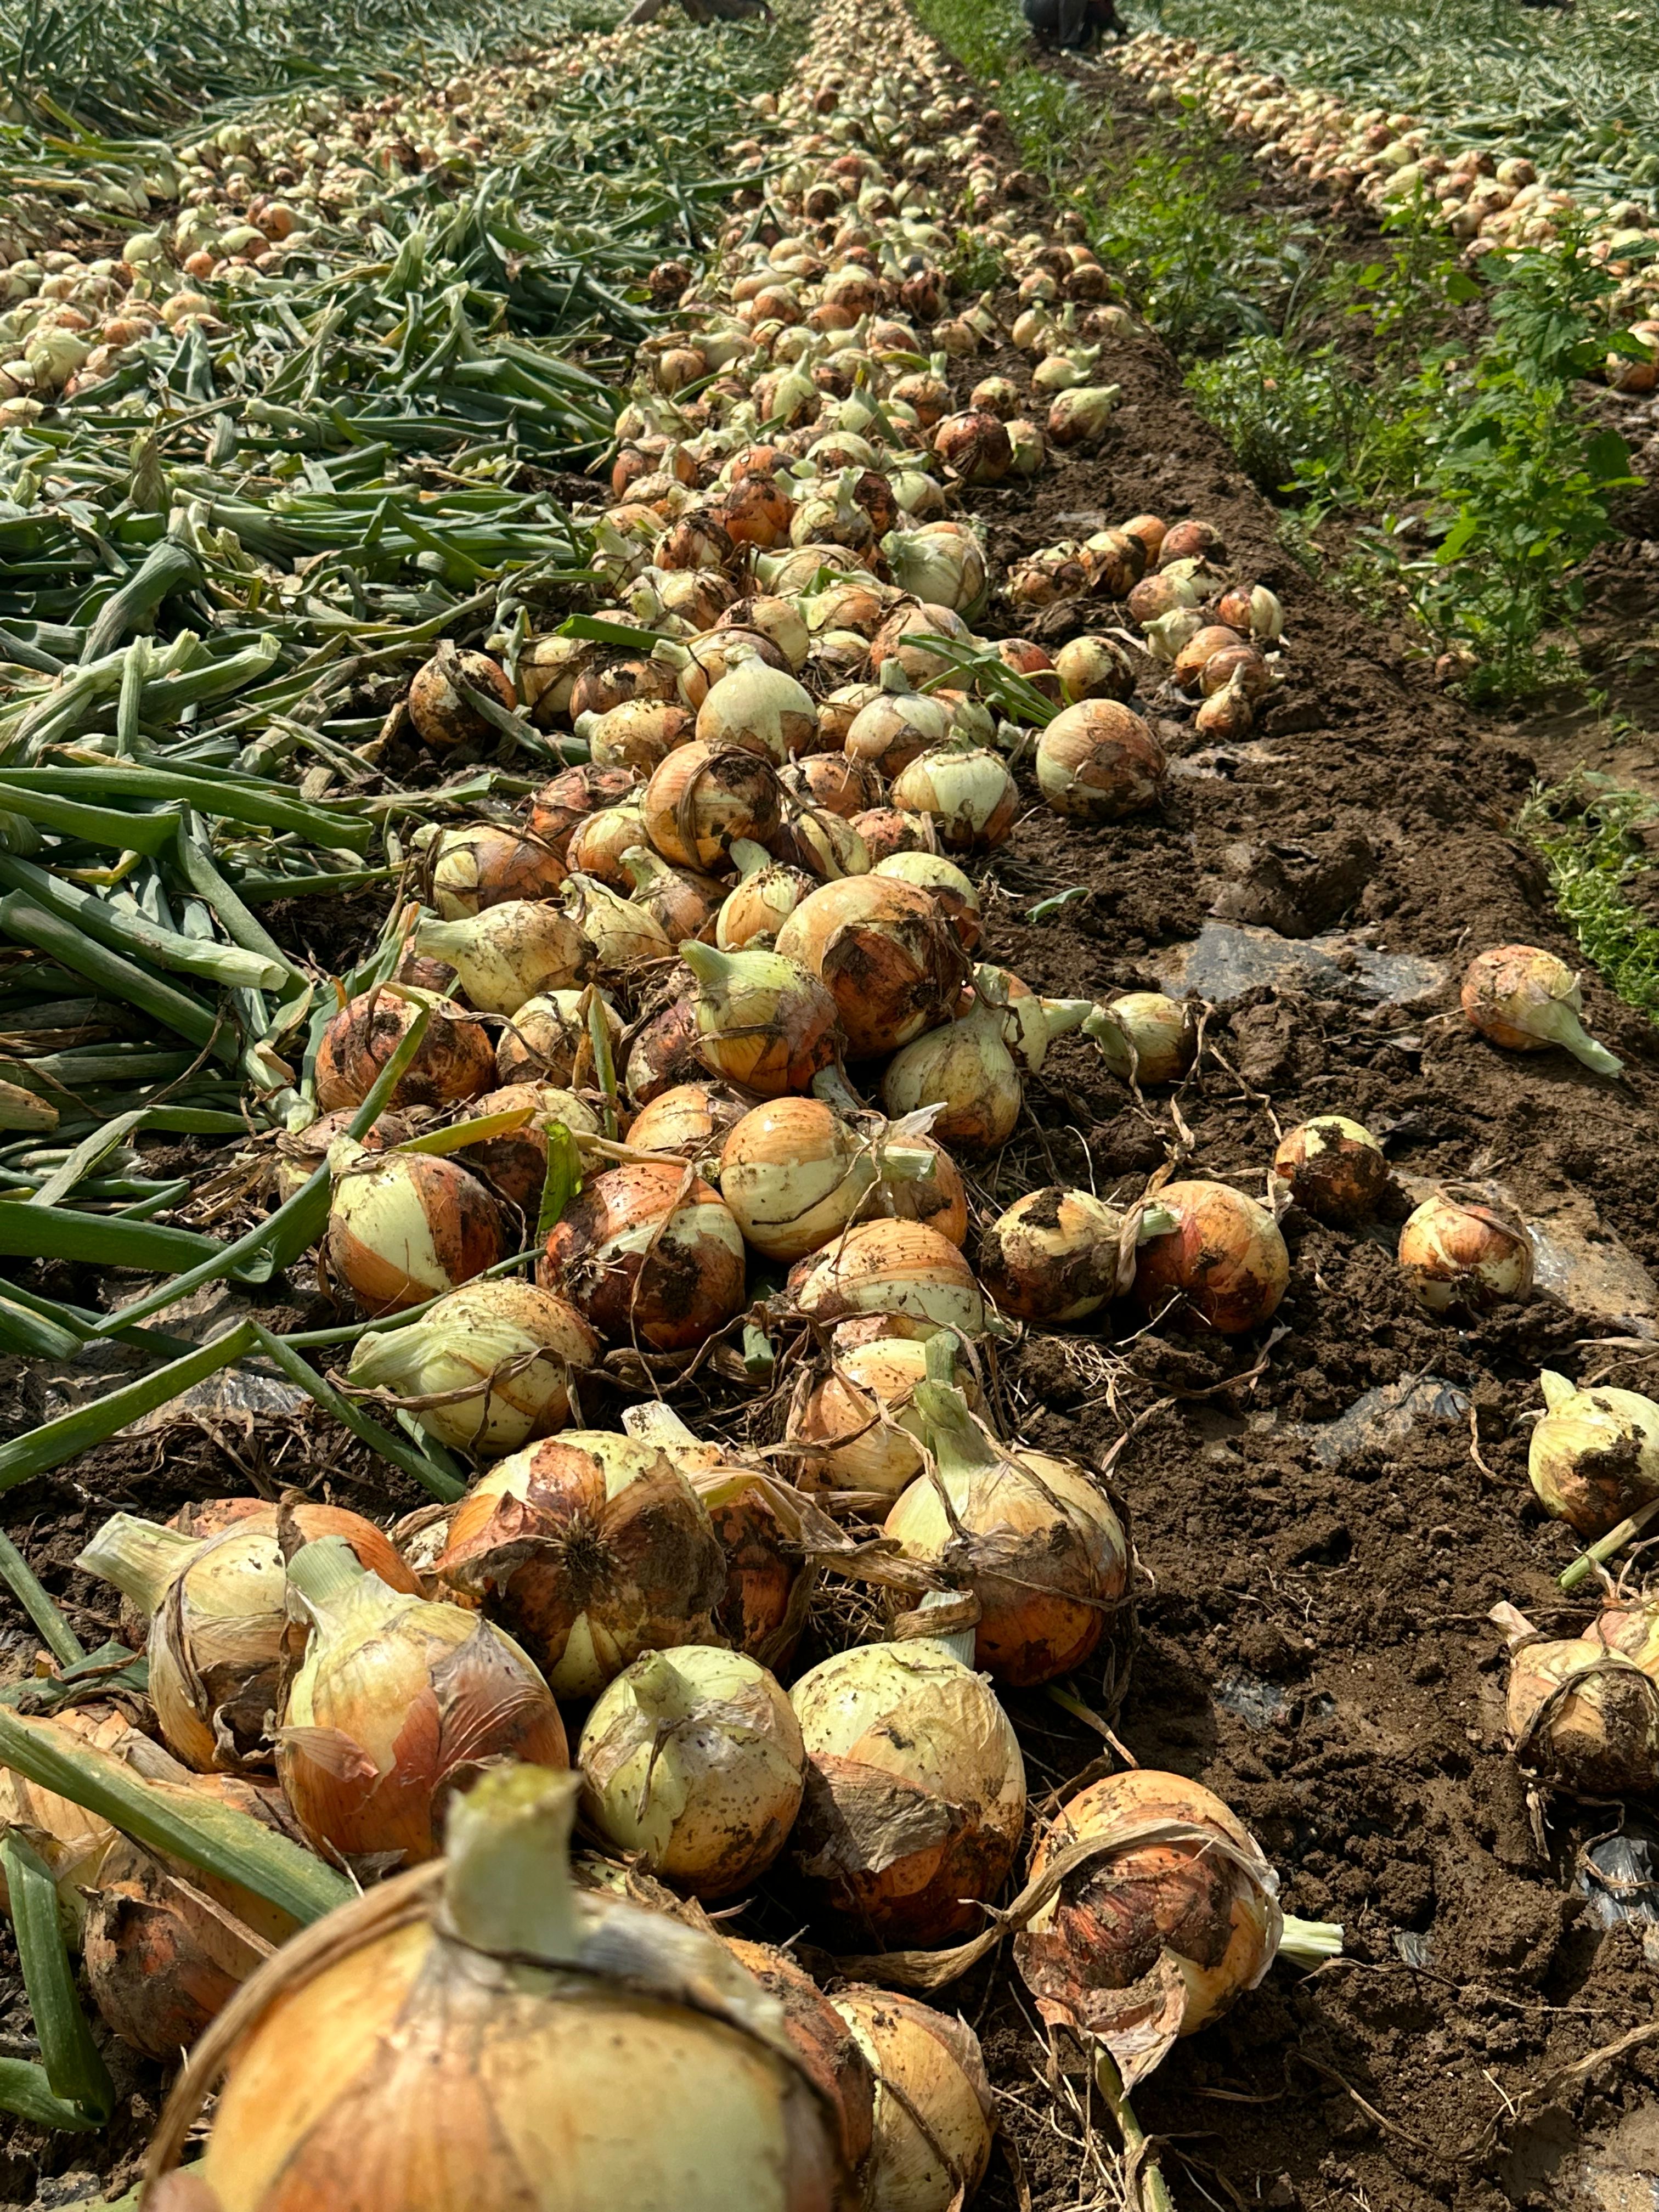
[425,823,566,917]
[888,744,1018,851]
[1528,1369,1659,1536]
[854,808,938,865]
[1161,518,1223,565]
[1126,571,1198,625]
[795,1219,986,1338]
[1015,1769,1336,2087]
[1271,1116,1388,1226]
[1143,606,1202,665]
[783,750,883,819]
[882,524,988,616]
[539,1160,746,1351]
[1216,583,1285,640]
[495,988,618,1088]
[881,1005,1023,1153]
[729,1942,876,2179]
[561,871,672,972]
[872,851,981,950]
[770,800,871,885]
[789,1621,1025,1941]
[346,1280,599,1455]
[435,1430,727,1695]
[1133,1179,1289,1334]
[1006,416,1048,477]
[716,840,815,951]
[1081,526,1148,599]
[272,1107,416,1205]
[844,663,956,775]
[623,845,724,941]
[1036,702,1165,820]
[0,1704,130,1931]
[787,1337,983,1497]
[1505,1636,1659,1796]
[869,603,973,687]
[315,989,493,1113]
[719,1097,943,1261]
[680,939,842,1095]
[969,374,1021,417]
[776,874,968,1058]
[328,1138,507,1316]
[697,651,820,762]
[932,409,1011,484]
[1084,991,1196,1085]
[718,595,811,668]
[979,1186,1161,1322]
[1046,382,1119,445]
[414,901,594,1015]
[76,1505,420,1774]
[1122,512,1167,563]
[625,990,709,1107]
[832,1989,994,2212]
[889,1365,1130,1685]
[518,637,593,729]
[1194,666,1256,741]
[1461,945,1623,1076]
[278,1537,568,1868]
[527,763,641,855]
[583,697,696,773]
[1053,633,1135,702]
[1397,1191,1533,1314]
[578,1646,805,1897]
[565,799,651,887]
[627,1082,749,1166]
[145,1769,846,2212]
[1199,641,1272,701]
[643,740,784,868]
[1171,623,1246,693]
[407,648,515,751]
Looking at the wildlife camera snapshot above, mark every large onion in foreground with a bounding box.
[346,1281,599,1454]
[1528,1369,1659,1537]
[832,1988,995,2212]
[538,1162,747,1352]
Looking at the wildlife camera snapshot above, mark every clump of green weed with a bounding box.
[1519,780,1659,1020]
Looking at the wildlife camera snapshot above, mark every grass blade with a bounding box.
[0,1530,83,1667]
[0,1832,115,2120]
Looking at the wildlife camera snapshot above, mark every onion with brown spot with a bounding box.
[538,1160,746,1351]
[315,990,494,1114]
[1132,1179,1289,1334]
[1271,1116,1389,1226]
[775,874,968,1058]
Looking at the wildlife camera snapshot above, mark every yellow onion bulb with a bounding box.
[565,800,651,888]
[1170,623,1246,693]
[623,847,725,942]
[1505,1637,1659,1797]
[271,1107,417,1205]
[538,1161,746,1352]
[327,1140,508,1317]
[868,603,973,688]
[872,851,981,951]
[680,939,842,1096]
[1271,1116,1388,1227]
[1035,702,1166,821]
[1053,633,1135,702]
[978,1186,1128,1322]
[790,1630,1025,1942]
[769,800,871,886]
[315,990,494,1114]
[718,595,811,669]
[843,683,955,777]
[625,990,709,1107]
[527,763,642,855]
[578,1646,805,1898]
[1528,1369,1659,1536]
[495,988,620,1088]
[426,823,566,917]
[1397,1192,1533,1315]
[786,1338,985,1498]
[1015,1768,1300,2088]
[888,1373,1129,1685]
[1133,1179,1289,1334]
[795,1219,986,1339]
[1461,944,1623,1076]
[697,654,820,763]
[454,1080,600,1215]
[728,1941,876,2180]
[435,1430,727,1697]
[1084,991,1197,1086]
[561,872,672,973]
[0,1704,129,1931]
[76,1506,420,1773]
[414,901,594,1017]
[888,744,1018,852]
[881,1007,1023,1153]
[145,1769,847,2212]
[583,699,695,775]
[517,635,594,727]
[853,807,938,866]
[719,1097,943,1262]
[643,740,784,869]
[716,843,816,952]
[346,1280,599,1455]
[407,649,515,751]
[627,1081,749,1165]
[278,1537,568,1868]
[776,874,968,1058]
[832,1988,995,2212]
[782,749,884,819]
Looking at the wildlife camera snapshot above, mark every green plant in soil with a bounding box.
[1519,780,1659,1022]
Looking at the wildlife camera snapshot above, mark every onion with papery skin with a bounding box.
[407,649,515,751]
[697,652,819,763]
[1171,623,1246,693]
[578,1646,805,1897]
[795,1219,986,1339]
[1035,703,1166,821]
[869,603,973,687]
[643,740,784,869]
[1505,1636,1659,1797]
[716,840,815,952]
[328,1138,507,1317]
[1271,1116,1388,1226]
[932,409,1011,484]
[315,990,494,1114]
[873,851,981,951]
[144,1769,847,2212]
[783,751,884,819]
[979,1187,1143,1322]
[680,938,842,1095]
[1199,642,1272,701]
[518,637,594,729]
[435,1431,726,1697]
[582,699,695,775]
[528,764,641,855]
[790,1623,1025,1942]
[1216,583,1285,641]
[1053,633,1135,702]
[628,1082,749,1167]
[1084,991,1197,1086]
[882,525,988,616]
[278,1538,568,1869]
[843,668,955,776]
[0,1703,128,1931]
[495,988,618,1088]
[561,872,672,972]
[1134,1179,1289,1334]
[1046,382,1120,445]
[1461,945,1623,1076]
[888,745,1018,853]
[832,1988,994,2212]
[881,1004,1023,1153]
[776,874,968,1058]
[787,1338,985,1498]
[718,595,811,670]
[1015,1768,1336,2090]
[272,1108,417,1205]
[1126,571,1198,625]
[414,901,594,1016]
[1161,518,1223,565]
[1528,1370,1659,1536]
[76,1505,420,1773]
[719,1097,940,1261]
[566,801,650,888]
[425,823,566,917]
[623,847,724,942]
[890,1367,1130,1685]
[853,808,936,865]
[1397,1191,1533,1315]
[770,801,871,886]
[538,1160,746,1351]
[625,990,709,1108]
[729,1941,876,2180]
[346,1280,599,1455]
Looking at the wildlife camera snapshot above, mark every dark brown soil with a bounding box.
[4,41,1659,2212]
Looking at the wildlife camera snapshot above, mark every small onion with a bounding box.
[843,672,955,776]
[888,744,1018,852]
[979,1186,1129,1322]
[787,1337,984,1497]
[795,1219,986,1338]
[578,1646,805,1897]
[776,874,968,1058]
[680,939,842,1095]
[1035,702,1165,820]
[1046,382,1119,446]
[716,839,815,952]
[436,1431,727,1696]
[1160,518,1223,565]
[623,846,724,941]
[782,751,883,819]
[832,1988,994,2212]
[527,763,641,855]
[1134,1179,1289,1334]
[539,1160,746,1351]
[407,649,515,751]
[1053,633,1135,702]
[328,1139,507,1317]
[561,872,672,973]
[414,901,594,1016]
[643,740,784,869]
[1084,991,1197,1085]
[1528,1369,1659,1536]
[627,1081,749,1167]
[425,823,566,917]
[932,409,1011,484]
[1271,1116,1389,1226]
[873,850,981,950]
[495,988,619,1088]
[1171,623,1246,693]
[1397,1191,1533,1315]
[315,989,493,1114]
[1461,945,1623,1076]
[1505,1637,1659,1796]
[345,1279,599,1455]
[278,1538,568,1867]
[518,637,594,729]
[791,1626,1025,1941]
[882,1005,1023,1153]
[1126,571,1198,625]
[565,799,650,887]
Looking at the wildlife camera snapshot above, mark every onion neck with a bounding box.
[443,1764,583,1965]
[912,1350,1000,1482]
[913,1588,979,1668]
[620,849,670,895]
[626,1650,697,1725]
[678,939,732,992]
[75,1514,199,1614]
[286,1532,383,1634]
[1278,1914,1345,1965]
[812,1063,868,1116]
[413,914,476,961]
[1538,1369,1577,1415]
[729,838,772,883]
[1040,997,1096,1043]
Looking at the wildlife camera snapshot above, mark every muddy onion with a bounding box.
[978,1186,1128,1322]
[1170,623,1246,693]
[843,674,955,776]
[776,874,968,1057]
[436,1431,727,1697]
[787,1337,982,1497]
[794,1218,986,1338]
[1505,1637,1659,1796]
[1528,1369,1659,1536]
[527,764,642,854]
[719,1097,940,1261]
[578,1646,805,1897]
[328,1139,508,1316]
[872,850,981,950]
[426,823,567,917]
[538,1161,746,1351]
[1035,702,1165,821]
[1397,1192,1533,1315]
[1271,1116,1389,1227]
[315,990,494,1113]
[1053,633,1135,702]
[345,1280,599,1455]
[407,649,515,750]
[495,988,617,1087]
[1133,1179,1289,1334]
[932,409,1011,484]
[644,740,785,868]
[680,939,842,1094]
[1461,944,1623,1077]
[627,1082,750,1166]
[715,841,816,952]
[881,1005,1023,1152]
[278,1537,568,1867]
[697,652,820,762]
[414,901,594,1016]
[887,745,1018,852]
[1084,991,1197,1085]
